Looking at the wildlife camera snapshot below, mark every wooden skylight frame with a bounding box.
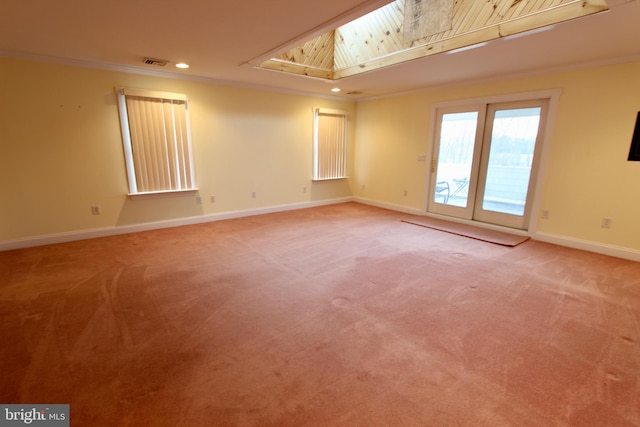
[254,0,609,80]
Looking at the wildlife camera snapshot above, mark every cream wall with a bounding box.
[353,60,640,253]
[0,58,356,243]
[2,57,639,256]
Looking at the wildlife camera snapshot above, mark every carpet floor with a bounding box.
[1,202,639,426]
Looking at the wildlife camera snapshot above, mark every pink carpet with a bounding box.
[1,202,639,426]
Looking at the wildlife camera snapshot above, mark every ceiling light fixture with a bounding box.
[175,63,190,69]
[446,42,489,55]
[502,25,556,41]
[331,88,341,92]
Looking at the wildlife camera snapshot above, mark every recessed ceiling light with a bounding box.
[175,63,190,69]
[331,88,341,92]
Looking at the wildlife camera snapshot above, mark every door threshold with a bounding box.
[424,212,530,236]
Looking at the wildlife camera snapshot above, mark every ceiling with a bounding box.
[1,0,639,100]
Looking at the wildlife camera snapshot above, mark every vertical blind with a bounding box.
[117,88,196,195]
[314,109,347,180]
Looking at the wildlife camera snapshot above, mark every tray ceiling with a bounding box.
[256,0,609,80]
[1,0,638,99]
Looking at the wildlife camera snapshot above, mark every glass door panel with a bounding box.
[474,102,547,229]
[429,107,484,219]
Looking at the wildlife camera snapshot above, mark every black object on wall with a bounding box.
[628,111,640,161]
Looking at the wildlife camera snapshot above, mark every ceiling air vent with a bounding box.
[346,91,363,96]
[143,57,169,67]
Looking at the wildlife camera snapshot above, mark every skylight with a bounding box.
[256,0,608,80]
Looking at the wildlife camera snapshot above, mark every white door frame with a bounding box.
[423,89,562,234]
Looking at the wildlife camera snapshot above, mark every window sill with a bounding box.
[128,189,199,200]
[312,176,348,182]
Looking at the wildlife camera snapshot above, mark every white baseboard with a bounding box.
[355,197,640,262]
[4,198,639,262]
[353,196,424,216]
[533,231,640,262]
[0,197,354,251]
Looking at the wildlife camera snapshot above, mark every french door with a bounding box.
[429,99,548,230]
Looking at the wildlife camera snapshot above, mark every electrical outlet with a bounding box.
[403,190,408,196]
[601,217,613,229]
[361,184,366,191]
[196,196,202,205]
[210,196,215,203]
[251,191,256,198]
[541,210,550,219]
[90,204,101,215]
[302,186,307,193]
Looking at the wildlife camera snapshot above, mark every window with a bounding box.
[116,88,197,198]
[313,108,347,180]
